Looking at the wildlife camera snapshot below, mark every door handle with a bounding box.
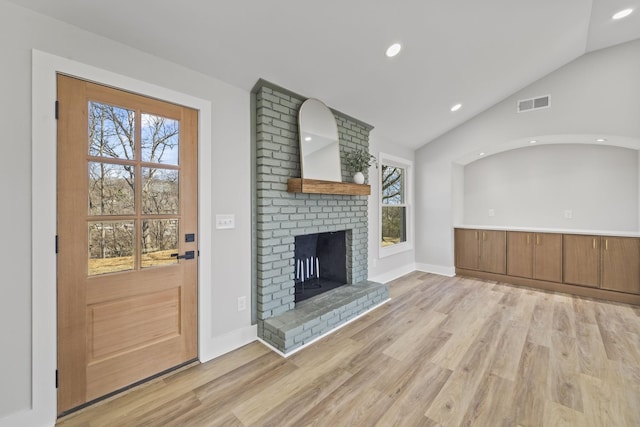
[171,250,195,260]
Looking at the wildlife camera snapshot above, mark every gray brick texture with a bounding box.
[255,85,371,322]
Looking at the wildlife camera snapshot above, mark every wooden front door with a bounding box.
[56,75,198,414]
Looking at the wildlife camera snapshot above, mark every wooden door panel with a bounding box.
[86,267,182,303]
[57,75,198,414]
[563,235,599,288]
[86,336,185,402]
[601,237,640,294]
[88,287,181,360]
[455,229,479,270]
[480,230,506,274]
[507,232,533,278]
[533,233,562,283]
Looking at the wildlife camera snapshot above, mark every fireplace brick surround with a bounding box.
[253,80,389,353]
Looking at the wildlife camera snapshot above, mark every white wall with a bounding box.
[415,38,640,271]
[368,130,417,282]
[0,1,252,424]
[463,144,638,230]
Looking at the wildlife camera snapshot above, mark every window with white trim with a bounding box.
[379,153,412,257]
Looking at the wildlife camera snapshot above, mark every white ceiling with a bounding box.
[10,0,640,149]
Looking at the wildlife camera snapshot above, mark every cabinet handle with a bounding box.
[536,235,540,245]
[475,231,478,240]
[527,235,530,244]
[483,232,486,241]
[593,238,596,249]
[605,239,608,250]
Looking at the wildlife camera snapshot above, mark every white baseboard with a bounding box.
[369,263,417,283]
[415,263,456,277]
[0,409,51,427]
[199,324,258,363]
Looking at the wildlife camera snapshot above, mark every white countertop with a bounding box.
[453,225,640,238]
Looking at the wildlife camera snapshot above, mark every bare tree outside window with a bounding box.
[381,164,407,247]
[87,101,180,275]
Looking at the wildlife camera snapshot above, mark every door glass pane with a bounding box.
[142,167,179,214]
[88,221,135,275]
[382,165,405,204]
[89,102,135,160]
[141,113,179,165]
[142,219,179,268]
[88,162,135,215]
[381,206,407,247]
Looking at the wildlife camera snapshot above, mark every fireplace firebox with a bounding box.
[294,231,347,302]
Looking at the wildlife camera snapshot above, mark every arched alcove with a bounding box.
[452,135,640,232]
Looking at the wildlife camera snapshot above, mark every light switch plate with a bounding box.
[488,209,495,217]
[564,210,573,219]
[216,214,235,229]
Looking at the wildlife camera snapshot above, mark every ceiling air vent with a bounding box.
[517,95,550,113]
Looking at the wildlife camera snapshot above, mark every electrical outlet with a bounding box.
[488,209,495,217]
[564,209,573,219]
[237,296,246,311]
[216,214,235,229]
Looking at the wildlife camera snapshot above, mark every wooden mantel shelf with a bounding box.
[287,178,370,196]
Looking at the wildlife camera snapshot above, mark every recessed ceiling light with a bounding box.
[304,136,312,142]
[386,43,402,58]
[596,138,607,142]
[479,152,486,156]
[529,140,537,144]
[450,103,462,112]
[612,8,633,20]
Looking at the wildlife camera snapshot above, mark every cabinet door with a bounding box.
[601,236,640,294]
[507,232,533,278]
[455,229,479,270]
[533,233,562,283]
[563,235,599,288]
[480,230,506,274]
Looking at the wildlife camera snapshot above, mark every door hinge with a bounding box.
[55,369,58,388]
[55,235,59,254]
[55,100,59,120]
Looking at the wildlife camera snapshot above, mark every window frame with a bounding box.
[378,152,413,258]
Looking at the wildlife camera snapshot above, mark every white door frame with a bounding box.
[28,50,213,426]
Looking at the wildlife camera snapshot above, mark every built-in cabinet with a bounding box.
[455,228,480,270]
[600,236,640,294]
[454,229,505,274]
[479,230,506,274]
[506,232,532,278]
[562,235,640,294]
[455,228,640,305]
[507,232,562,282]
[534,233,563,282]
[563,234,600,288]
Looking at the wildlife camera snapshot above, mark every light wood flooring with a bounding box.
[57,272,640,426]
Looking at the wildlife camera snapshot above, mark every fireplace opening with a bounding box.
[294,231,347,302]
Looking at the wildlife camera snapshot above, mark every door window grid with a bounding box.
[87,102,181,275]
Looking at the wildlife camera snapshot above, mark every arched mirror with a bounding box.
[298,98,342,182]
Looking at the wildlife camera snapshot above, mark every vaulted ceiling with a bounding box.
[11,0,640,148]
